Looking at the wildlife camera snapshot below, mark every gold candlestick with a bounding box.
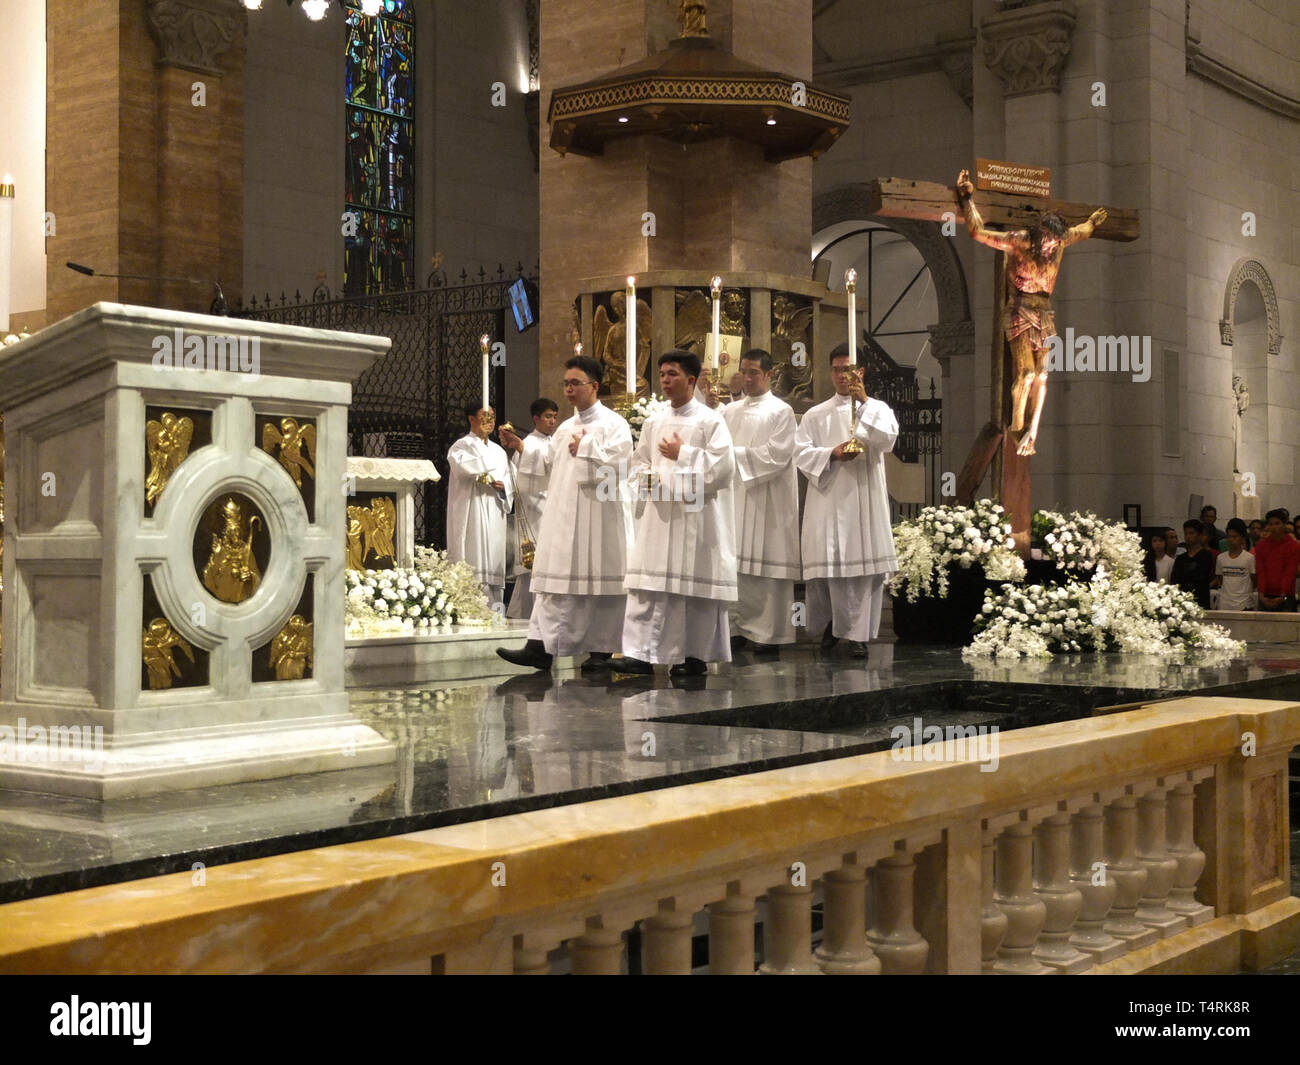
[843,268,863,455]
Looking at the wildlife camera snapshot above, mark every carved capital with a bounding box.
[980,0,1077,98]
[927,320,976,371]
[148,0,243,76]
[936,31,975,109]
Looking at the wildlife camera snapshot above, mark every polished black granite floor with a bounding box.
[3,642,1300,904]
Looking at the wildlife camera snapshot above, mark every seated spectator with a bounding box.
[1248,519,1264,549]
[1212,518,1256,611]
[1143,531,1176,584]
[1172,519,1214,608]
[1200,505,1224,548]
[1255,509,1300,611]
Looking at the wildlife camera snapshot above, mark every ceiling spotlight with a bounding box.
[360,0,382,14]
[618,115,629,123]
[241,0,264,9]
[301,0,329,20]
[766,117,777,125]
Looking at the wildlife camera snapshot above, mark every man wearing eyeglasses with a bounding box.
[497,355,635,672]
[794,342,899,658]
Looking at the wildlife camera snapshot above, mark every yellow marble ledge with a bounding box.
[0,696,1296,974]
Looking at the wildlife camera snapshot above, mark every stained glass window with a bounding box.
[345,0,414,294]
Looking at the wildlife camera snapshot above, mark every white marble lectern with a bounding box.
[0,303,397,798]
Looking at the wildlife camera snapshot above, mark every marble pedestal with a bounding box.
[1233,473,1261,522]
[344,456,440,568]
[0,303,397,798]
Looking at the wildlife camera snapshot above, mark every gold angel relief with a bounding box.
[346,496,397,571]
[142,617,194,691]
[770,294,815,403]
[269,614,313,680]
[262,417,316,487]
[145,412,195,506]
[592,291,652,396]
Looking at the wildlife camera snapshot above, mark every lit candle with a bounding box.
[709,275,722,370]
[625,276,636,395]
[0,174,13,334]
[845,268,857,368]
[480,333,490,414]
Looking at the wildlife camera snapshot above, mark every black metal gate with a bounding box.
[237,269,532,547]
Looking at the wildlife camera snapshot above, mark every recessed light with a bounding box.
[618,116,629,123]
[766,117,777,126]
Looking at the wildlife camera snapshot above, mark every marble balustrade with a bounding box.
[0,695,1296,974]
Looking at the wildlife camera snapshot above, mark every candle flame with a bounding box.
[1,174,12,185]
[574,341,583,356]
[480,334,490,350]
[710,275,722,294]
[626,276,636,288]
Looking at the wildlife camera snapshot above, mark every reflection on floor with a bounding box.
[3,642,1300,905]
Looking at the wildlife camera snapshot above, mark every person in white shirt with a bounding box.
[446,404,513,610]
[1212,518,1257,610]
[619,349,737,677]
[721,348,800,654]
[499,397,559,619]
[1144,530,1176,583]
[496,356,634,673]
[795,343,899,658]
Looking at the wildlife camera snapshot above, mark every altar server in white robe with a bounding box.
[446,404,513,610]
[722,348,799,654]
[499,396,559,619]
[619,349,737,676]
[496,355,634,672]
[795,343,899,657]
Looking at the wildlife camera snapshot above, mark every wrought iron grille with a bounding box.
[236,267,535,547]
[858,335,943,521]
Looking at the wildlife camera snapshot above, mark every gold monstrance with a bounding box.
[842,267,863,455]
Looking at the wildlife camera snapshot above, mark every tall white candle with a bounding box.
[0,175,14,334]
[480,333,490,413]
[625,276,636,395]
[845,268,857,368]
[709,275,722,370]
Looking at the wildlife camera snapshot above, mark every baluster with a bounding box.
[1166,778,1215,926]
[981,827,1008,974]
[1032,810,1091,972]
[867,850,929,974]
[642,902,695,975]
[569,917,624,975]
[815,859,881,974]
[513,936,551,975]
[1102,791,1160,949]
[707,887,756,974]
[1068,802,1126,962]
[758,880,820,974]
[993,820,1049,974]
[1135,784,1189,937]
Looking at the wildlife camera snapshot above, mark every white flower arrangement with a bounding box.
[625,394,670,446]
[889,499,1026,602]
[963,572,1245,661]
[1032,509,1144,577]
[344,547,502,638]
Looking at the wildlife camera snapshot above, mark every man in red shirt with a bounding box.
[1254,509,1300,611]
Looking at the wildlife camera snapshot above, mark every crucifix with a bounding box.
[864,173,1140,552]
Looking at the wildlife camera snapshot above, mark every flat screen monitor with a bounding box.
[509,277,536,333]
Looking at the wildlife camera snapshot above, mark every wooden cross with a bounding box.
[865,176,1140,552]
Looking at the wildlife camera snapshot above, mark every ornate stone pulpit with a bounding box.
[0,303,396,798]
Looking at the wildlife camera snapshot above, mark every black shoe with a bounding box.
[820,622,839,651]
[669,657,708,677]
[847,640,869,659]
[496,639,553,671]
[580,652,614,674]
[730,634,749,653]
[611,656,653,675]
[752,642,780,655]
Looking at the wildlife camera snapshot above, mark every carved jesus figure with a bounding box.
[957,168,1107,456]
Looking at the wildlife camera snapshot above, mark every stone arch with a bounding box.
[1219,257,1282,357]
[814,184,971,321]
